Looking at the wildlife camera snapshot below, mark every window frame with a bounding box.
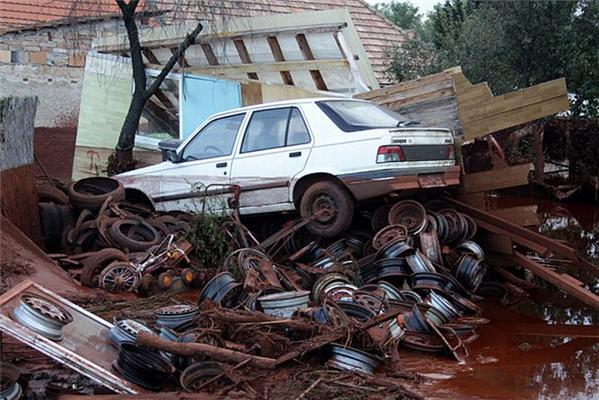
[179,112,246,162]
[316,99,415,132]
[239,106,312,154]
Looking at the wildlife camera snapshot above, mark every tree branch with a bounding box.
[144,22,203,100]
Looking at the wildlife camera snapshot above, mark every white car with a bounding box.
[118,98,460,237]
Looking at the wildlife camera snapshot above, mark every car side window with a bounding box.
[287,108,310,146]
[241,107,311,153]
[180,113,245,162]
[241,108,289,153]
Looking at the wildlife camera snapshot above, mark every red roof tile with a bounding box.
[0,0,406,83]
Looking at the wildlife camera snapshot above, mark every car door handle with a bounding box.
[289,151,302,158]
[216,162,227,168]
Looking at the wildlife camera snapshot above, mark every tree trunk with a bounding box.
[110,0,203,174]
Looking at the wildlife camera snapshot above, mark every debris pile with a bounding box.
[96,197,497,394]
[37,177,196,294]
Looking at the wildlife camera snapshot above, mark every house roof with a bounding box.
[0,0,124,33]
[0,0,407,83]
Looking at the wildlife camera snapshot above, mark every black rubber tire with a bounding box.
[108,219,160,252]
[299,180,354,238]
[80,248,128,287]
[56,205,75,250]
[68,177,125,211]
[38,202,63,251]
[37,184,70,205]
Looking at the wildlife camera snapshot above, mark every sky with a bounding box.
[365,0,440,16]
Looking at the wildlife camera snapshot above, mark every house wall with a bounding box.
[0,97,43,245]
[0,19,124,128]
[0,64,82,127]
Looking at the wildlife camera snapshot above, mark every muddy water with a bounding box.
[414,195,599,399]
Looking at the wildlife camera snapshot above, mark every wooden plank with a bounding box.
[153,59,348,76]
[509,251,599,311]
[295,33,327,91]
[233,39,259,80]
[201,43,219,65]
[456,82,493,106]
[455,192,486,209]
[489,205,540,227]
[355,70,453,101]
[463,95,568,140]
[459,164,531,193]
[460,79,567,122]
[443,196,588,265]
[478,233,514,255]
[368,78,454,107]
[267,36,294,85]
[475,219,550,256]
[241,81,263,106]
[141,48,160,64]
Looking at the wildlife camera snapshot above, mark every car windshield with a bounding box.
[316,100,418,132]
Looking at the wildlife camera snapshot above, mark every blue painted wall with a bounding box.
[181,75,242,139]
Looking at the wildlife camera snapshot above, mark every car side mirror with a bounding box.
[167,151,182,163]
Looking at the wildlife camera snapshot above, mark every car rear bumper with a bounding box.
[339,165,461,201]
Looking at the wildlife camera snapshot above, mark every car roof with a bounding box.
[209,97,370,118]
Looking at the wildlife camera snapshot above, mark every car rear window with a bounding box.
[316,100,418,132]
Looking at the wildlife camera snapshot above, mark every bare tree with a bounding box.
[108,0,202,172]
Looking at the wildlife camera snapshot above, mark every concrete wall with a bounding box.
[0,96,42,244]
[0,97,38,171]
[0,64,82,127]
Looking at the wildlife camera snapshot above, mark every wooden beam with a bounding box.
[267,36,294,85]
[146,59,348,76]
[355,70,453,101]
[201,43,219,65]
[96,22,348,53]
[141,48,160,64]
[509,251,599,311]
[442,196,596,272]
[241,81,263,106]
[295,33,327,91]
[489,205,540,227]
[458,164,531,194]
[233,39,258,80]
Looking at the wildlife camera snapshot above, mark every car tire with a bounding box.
[299,180,354,238]
[38,202,63,251]
[68,177,125,212]
[108,219,160,252]
[80,248,128,288]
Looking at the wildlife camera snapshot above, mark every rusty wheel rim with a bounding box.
[372,224,409,250]
[388,200,427,234]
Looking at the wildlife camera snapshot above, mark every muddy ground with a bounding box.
[1,193,597,399]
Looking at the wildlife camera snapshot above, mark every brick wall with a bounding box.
[34,127,77,183]
[0,19,124,68]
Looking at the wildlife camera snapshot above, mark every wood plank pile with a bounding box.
[354,66,569,141]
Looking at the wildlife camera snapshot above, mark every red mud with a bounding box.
[413,195,599,399]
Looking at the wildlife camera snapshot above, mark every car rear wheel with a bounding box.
[299,180,354,238]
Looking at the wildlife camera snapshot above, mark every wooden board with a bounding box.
[509,251,599,311]
[241,81,263,106]
[454,76,568,140]
[459,164,531,194]
[489,205,540,227]
[355,70,454,101]
[478,232,514,255]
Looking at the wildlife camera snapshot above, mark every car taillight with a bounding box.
[445,144,455,160]
[377,145,405,163]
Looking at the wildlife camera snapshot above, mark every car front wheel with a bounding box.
[299,180,354,238]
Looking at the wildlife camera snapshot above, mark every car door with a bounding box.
[230,106,312,211]
[155,113,246,212]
